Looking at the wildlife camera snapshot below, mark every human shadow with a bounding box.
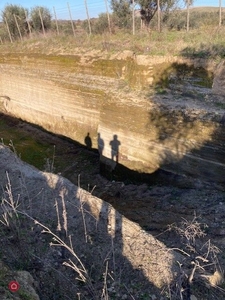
[97,132,104,158]
[109,134,121,163]
[84,132,92,150]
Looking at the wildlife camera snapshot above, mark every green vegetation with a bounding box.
[1,4,27,39]
[111,0,132,29]
[0,115,56,170]
[0,6,224,57]
[30,6,51,32]
[0,25,225,62]
[0,4,51,41]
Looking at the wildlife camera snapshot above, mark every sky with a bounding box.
[0,0,223,20]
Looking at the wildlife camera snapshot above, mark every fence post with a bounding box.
[5,18,13,43]
[84,0,92,35]
[132,0,135,35]
[13,14,23,41]
[24,9,32,37]
[53,6,60,35]
[186,0,190,32]
[219,0,222,26]
[39,7,46,36]
[104,0,112,34]
[67,2,76,37]
[157,0,161,32]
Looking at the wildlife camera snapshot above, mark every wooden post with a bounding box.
[157,0,161,32]
[84,0,92,35]
[187,0,190,32]
[104,0,111,34]
[13,14,23,41]
[67,2,76,37]
[24,9,32,37]
[5,18,13,43]
[39,7,46,36]
[132,0,135,35]
[53,6,60,35]
[219,0,222,26]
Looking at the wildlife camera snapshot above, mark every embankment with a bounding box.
[0,51,224,185]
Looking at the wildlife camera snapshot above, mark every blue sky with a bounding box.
[0,0,223,20]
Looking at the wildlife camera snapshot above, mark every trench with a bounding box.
[1,112,225,248]
[1,55,225,257]
[1,49,225,299]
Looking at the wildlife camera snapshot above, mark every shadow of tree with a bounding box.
[180,44,225,60]
[153,61,213,91]
[148,47,225,186]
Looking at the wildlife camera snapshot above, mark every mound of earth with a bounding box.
[0,144,179,299]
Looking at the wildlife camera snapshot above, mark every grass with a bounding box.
[1,26,225,60]
[0,115,59,171]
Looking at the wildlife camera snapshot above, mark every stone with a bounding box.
[0,261,40,300]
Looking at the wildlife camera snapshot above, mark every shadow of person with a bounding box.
[109,134,121,163]
[84,132,92,150]
[97,132,104,158]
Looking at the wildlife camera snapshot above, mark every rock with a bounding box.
[15,271,40,300]
[0,260,40,300]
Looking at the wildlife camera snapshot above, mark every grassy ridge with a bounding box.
[0,26,225,60]
[0,6,225,59]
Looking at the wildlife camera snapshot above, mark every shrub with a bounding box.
[30,6,52,32]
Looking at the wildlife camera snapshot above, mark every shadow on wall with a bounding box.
[148,54,225,186]
[83,131,124,181]
[84,132,92,150]
[109,134,121,163]
[153,61,213,91]
[94,131,181,184]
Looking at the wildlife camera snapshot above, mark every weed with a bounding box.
[215,102,225,109]
[18,290,34,300]
[166,214,225,299]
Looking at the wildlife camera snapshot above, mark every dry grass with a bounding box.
[1,26,225,60]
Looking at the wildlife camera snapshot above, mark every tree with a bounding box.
[111,0,132,28]
[92,13,110,34]
[1,5,27,39]
[137,0,176,28]
[30,6,52,32]
[111,0,176,30]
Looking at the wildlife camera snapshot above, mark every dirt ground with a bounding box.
[0,118,225,299]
